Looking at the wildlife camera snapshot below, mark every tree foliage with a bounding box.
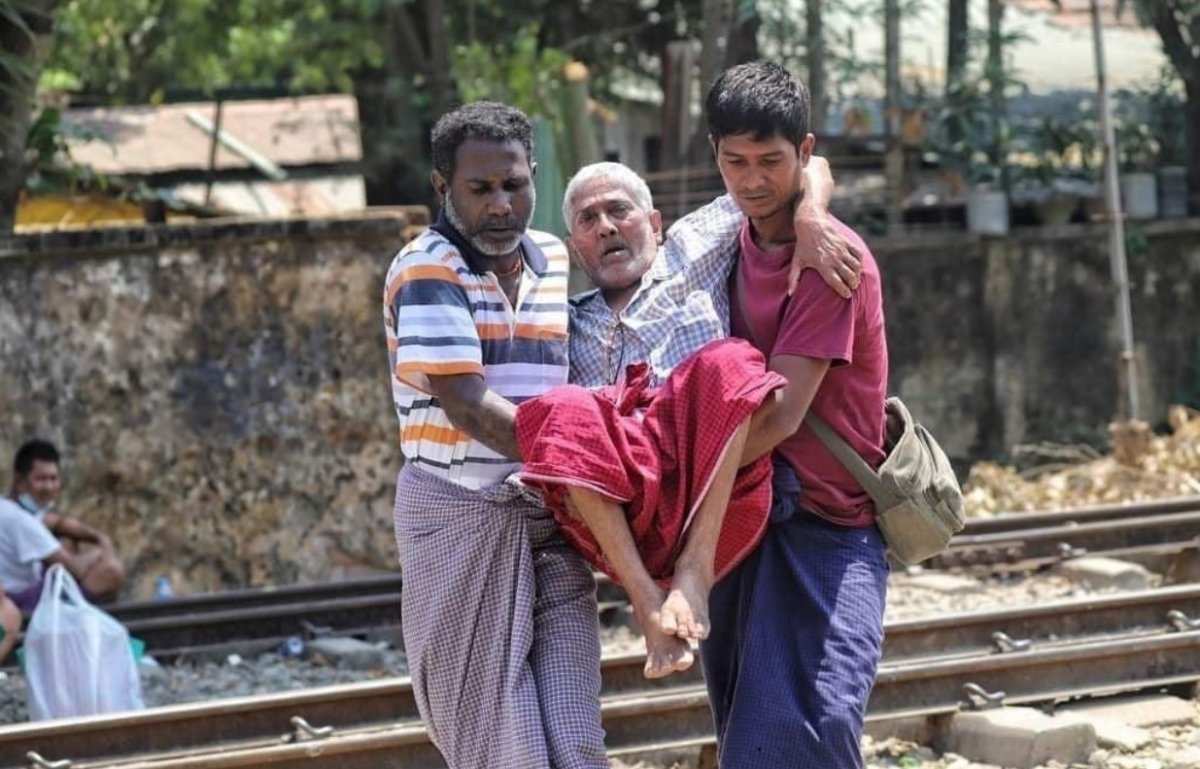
[41,0,391,102]
[29,0,714,204]
[40,0,707,103]
[452,25,571,118]
[0,0,58,233]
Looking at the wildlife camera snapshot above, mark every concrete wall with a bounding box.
[0,216,410,597]
[878,219,1200,462]
[1,215,1197,594]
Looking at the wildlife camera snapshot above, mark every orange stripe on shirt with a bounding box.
[515,322,568,340]
[402,423,465,447]
[475,322,567,340]
[476,322,514,340]
[396,360,483,377]
[385,263,463,304]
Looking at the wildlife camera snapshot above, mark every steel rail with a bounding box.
[7,588,1200,768]
[882,582,1200,660]
[932,509,1200,570]
[103,497,1200,626]
[136,601,629,662]
[121,595,402,653]
[0,653,702,767]
[15,630,1200,769]
[121,540,1200,658]
[959,495,1200,535]
[871,629,1200,718]
[114,553,1200,658]
[107,576,404,624]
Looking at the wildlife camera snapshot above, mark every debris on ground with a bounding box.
[964,406,1200,516]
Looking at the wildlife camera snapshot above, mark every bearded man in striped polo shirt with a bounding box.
[382,101,605,769]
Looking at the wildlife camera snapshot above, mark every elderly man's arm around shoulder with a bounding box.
[789,156,862,298]
[426,374,523,461]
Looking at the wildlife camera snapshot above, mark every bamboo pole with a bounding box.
[1089,0,1138,420]
[563,61,600,174]
[884,0,902,232]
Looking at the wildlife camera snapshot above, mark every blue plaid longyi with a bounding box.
[701,459,890,768]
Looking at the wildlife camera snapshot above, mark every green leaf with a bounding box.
[0,0,36,42]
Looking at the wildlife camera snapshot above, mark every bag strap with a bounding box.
[44,563,88,605]
[40,563,65,605]
[803,411,893,507]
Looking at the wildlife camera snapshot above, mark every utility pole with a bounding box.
[986,0,1010,197]
[1089,0,1138,421]
[807,0,827,133]
[884,0,902,232]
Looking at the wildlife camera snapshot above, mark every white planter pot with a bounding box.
[966,188,1009,235]
[1120,172,1158,220]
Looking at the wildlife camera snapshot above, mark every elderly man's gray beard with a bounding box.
[443,187,537,258]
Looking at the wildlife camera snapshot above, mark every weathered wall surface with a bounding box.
[0,217,409,598]
[1,215,1197,595]
[878,219,1200,463]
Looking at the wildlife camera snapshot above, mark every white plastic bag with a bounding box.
[24,564,144,720]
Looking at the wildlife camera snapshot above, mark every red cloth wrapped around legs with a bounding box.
[516,338,786,583]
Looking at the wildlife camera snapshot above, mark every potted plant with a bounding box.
[929,77,1011,235]
[1117,120,1160,220]
[963,164,1009,235]
[1129,70,1189,218]
[1012,110,1100,226]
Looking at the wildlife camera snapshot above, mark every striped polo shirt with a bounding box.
[383,223,570,490]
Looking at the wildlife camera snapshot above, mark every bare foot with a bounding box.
[659,566,713,641]
[632,591,695,679]
[642,619,695,679]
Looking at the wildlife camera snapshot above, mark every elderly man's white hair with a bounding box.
[561,162,654,234]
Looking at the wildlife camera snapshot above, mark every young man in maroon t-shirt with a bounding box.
[698,61,890,769]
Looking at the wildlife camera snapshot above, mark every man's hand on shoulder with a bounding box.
[789,156,862,299]
[791,208,861,299]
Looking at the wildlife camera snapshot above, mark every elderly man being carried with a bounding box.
[514,158,859,678]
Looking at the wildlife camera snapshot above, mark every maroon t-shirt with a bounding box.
[730,218,888,528]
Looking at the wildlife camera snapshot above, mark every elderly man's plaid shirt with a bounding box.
[569,195,745,389]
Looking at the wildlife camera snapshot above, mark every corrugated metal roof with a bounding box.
[62,94,362,176]
[173,177,367,217]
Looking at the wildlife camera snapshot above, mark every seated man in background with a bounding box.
[0,494,116,613]
[8,440,124,603]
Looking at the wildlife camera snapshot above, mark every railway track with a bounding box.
[932,508,1200,570]
[98,496,1200,656]
[110,495,1200,620]
[4,585,1200,768]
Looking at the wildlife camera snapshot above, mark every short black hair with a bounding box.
[705,61,811,148]
[14,439,59,477]
[430,101,534,181]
